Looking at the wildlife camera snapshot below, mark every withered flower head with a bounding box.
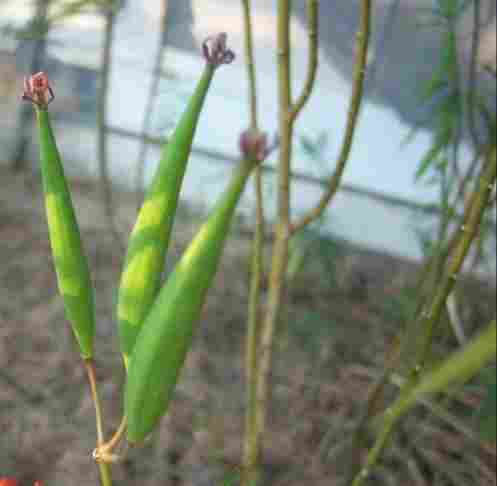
[22,72,54,109]
[239,129,273,162]
[202,33,235,67]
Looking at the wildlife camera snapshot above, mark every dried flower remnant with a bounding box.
[239,129,277,162]
[202,33,235,67]
[22,72,54,109]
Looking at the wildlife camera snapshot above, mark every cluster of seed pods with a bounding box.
[23,34,270,446]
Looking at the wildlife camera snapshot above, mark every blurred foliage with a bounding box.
[474,369,497,444]
[405,0,497,468]
[0,0,122,41]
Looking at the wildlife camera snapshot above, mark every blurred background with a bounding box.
[1,0,494,263]
[0,1,496,485]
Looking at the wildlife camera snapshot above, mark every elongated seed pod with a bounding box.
[36,108,95,359]
[125,158,256,443]
[118,34,234,362]
[117,64,214,362]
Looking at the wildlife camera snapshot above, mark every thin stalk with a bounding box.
[351,321,497,486]
[290,0,372,235]
[467,0,482,149]
[350,147,496,485]
[408,148,487,355]
[242,0,259,131]
[134,0,169,209]
[290,0,319,121]
[240,1,265,484]
[416,147,496,366]
[97,0,124,255]
[346,336,401,482]
[254,0,293,477]
[84,359,113,486]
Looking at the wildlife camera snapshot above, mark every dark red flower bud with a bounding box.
[22,72,54,108]
[202,33,235,67]
[239,129,277,162]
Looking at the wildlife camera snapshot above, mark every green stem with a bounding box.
[98,463,113,486]
[290,0,372,235]
[351,321,497,486]
[241,1,265,484]
[254,0,293,475]
[416,146,496,367]
[85,359,113,486]
[350,146,496,485]
[290,0,319,121]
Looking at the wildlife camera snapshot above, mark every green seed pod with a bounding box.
[35,106,95,359]
[125,157,256,443]
[118,34,235,363]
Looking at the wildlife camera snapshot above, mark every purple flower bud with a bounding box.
[22,72,54,108]
[239,129,271,162]
[202,33,235,68]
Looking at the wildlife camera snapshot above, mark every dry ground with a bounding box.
[0,166,495,486]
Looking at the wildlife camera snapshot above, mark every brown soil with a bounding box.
[0,167,495,486]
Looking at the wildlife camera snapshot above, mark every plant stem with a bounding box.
[290,0,319,121]
[254,0,293,477]
[242,0,259,132]
[416,146,496,366]
[467,0,482,149]
[346,336,401,482]
[240,1,266,484]
[84,359,113,486]
[350,145,496,485]
[351,320,497,486]
[290,0,372,235]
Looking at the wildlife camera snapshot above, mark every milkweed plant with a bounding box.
[13,0,497,485]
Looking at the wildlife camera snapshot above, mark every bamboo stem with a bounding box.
[253,0,293,477]
[416,147,496,367]
[290,0,319,121]
[241,1,266,484]
[290,0,372,235]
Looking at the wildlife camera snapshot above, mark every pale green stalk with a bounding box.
[351,321,497,486]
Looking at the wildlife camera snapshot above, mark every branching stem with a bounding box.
[290,0,319,121]
[350,146,497,485]
[241,1,266,484]
[290,0,372,235]
[84,359,113,486]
